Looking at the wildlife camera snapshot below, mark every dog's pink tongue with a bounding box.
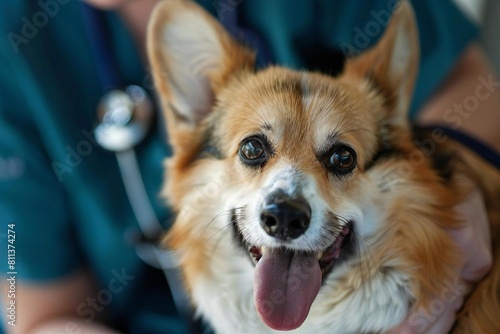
[254,249,321,331]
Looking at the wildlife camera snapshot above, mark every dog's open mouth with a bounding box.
[247,226,351,275]
[232,211,352,331]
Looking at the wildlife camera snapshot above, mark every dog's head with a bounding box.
[148,1,460,332]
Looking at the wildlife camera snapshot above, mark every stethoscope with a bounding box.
[80,4,199,332]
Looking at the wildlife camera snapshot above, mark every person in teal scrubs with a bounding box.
[0,0,497,333]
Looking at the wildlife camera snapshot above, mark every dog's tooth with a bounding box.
[260,246,266,254]
[317,251,324,260]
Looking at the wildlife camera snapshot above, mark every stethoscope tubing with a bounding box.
[80,2,196,330]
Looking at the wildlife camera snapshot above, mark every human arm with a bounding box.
[0,44,122,334]
[419,43,500,151]
[1,272,120,334]
[387,42,497,334]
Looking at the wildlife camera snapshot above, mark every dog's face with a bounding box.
[148,1,460,333]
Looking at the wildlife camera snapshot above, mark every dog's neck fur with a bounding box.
[148,1,465,333]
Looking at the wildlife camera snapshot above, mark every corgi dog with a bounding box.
[147,0,500,333]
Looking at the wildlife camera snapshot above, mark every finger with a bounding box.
[450,188,492,281]
[385,280,472,334]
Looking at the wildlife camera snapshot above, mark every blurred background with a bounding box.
[454,0,500,73]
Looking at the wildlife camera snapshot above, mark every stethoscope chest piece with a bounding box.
[95,85,154,152]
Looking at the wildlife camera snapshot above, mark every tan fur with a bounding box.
[148,0,254,164]
[148,0,500,332]
[443,142,500,334]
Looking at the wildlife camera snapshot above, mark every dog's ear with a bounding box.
[343,0,419,127]
[147,0,254,136]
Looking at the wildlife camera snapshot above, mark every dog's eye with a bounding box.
[239,136,271,167]
[327,146,356,173]
[240,138,266,163]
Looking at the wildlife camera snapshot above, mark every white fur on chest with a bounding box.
[180,166,412,333]
[191,240,412,334]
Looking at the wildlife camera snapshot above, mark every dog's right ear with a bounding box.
[147,0,254,142]
[342,0,419,129]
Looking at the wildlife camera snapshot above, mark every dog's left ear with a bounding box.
[343,0,419,127]
[147,0,254,143]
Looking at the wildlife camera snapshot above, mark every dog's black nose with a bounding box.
[260,190,311,240]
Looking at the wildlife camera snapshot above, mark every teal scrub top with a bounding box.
[0,0,477,332]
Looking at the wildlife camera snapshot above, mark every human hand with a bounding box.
[386,188,493,334]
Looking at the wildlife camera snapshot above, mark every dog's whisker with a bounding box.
[207,219,235,240]
[145,0,498,330]
[204,212,233,232]
[213,217,239,254]
[203,207,243,234]
[206,215,238,240]
[223,236,239,257]
[353,231,373,246]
